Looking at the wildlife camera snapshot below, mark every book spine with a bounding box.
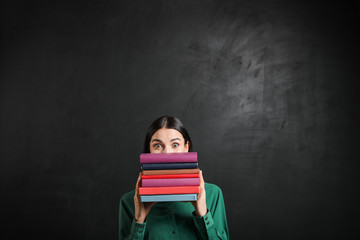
[140,194,198,202]
[141,162,198,170]
[141,173,199,179]
[141,178,200,187]
[139,186,200,195]
[142,168,200,175]
[140,152,197,163]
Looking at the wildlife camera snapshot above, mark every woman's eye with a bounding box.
[172,143,179,148]
[153,143,162,149]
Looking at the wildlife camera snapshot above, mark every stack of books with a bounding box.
[139,152,200,202]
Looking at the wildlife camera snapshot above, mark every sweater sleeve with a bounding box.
[192,184,229,240]
[119,192,147,240]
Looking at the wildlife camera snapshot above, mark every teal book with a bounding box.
[140,194,198,202]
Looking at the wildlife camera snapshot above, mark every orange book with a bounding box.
[142,168,200,175]
[139,186,200,195]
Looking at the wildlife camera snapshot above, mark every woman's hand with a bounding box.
[134,173,156,223]
[192,170,207,217]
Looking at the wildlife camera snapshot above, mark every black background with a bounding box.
[1,0,359,239]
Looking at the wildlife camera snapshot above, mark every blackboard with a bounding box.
[1,0,359,239]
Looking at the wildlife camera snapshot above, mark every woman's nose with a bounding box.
[162,146,174,153]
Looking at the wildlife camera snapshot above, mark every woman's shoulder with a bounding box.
[119,189,135,206]
[204,182,226,210]
[204,182,223,196]
[204,182,220,190]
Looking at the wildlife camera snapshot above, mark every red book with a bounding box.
[139,186,200,195]
[142,168,200,175]
[141,173,199,179]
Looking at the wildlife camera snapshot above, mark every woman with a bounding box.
[119,116,229,239]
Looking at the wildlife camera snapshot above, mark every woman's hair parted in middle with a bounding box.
[142,116,193,153]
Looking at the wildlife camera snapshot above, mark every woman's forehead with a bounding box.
[151,128,184,141]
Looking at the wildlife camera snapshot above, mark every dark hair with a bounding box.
[143,116,193,153]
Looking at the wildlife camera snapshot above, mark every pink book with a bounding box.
[141,178,200,187]
[141,173,199,179]
[139,186,199,195]
[140,152,197,163]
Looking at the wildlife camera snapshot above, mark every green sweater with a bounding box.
[119,183,229,239]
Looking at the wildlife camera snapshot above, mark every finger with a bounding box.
[199,170,205,187]
[135,174,141,187]
[135,173,141,194]
[198,170,206,198]
[149,202,157,208]
[144,201,157,210]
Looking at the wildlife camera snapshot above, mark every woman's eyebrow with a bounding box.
[170,138,181,142]
[152,139,162,143]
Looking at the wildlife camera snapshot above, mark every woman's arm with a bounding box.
[118,174,156,240]
[192,170,208,217]
[192,171,229,240]
[134,173,156,223]
[119,191,145,240]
